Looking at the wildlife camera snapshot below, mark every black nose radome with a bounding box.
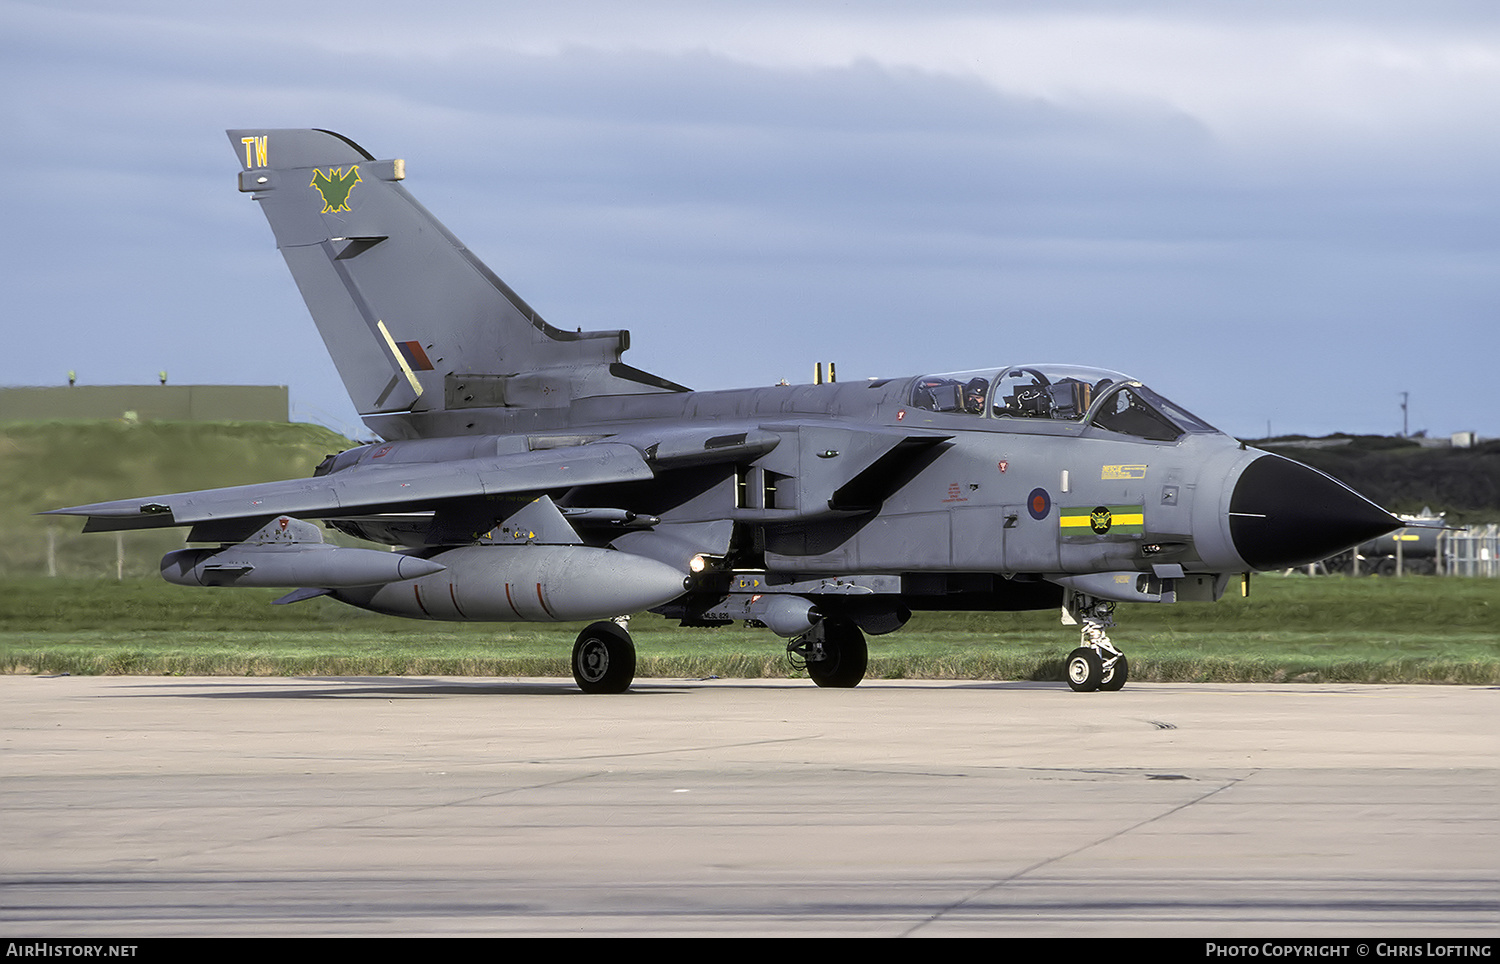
[1229,455,1400,570]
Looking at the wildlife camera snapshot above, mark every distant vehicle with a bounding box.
[48,129,1400,693]
[1326,510,1445,575]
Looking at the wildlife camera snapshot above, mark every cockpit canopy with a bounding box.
[908,364,1220,442]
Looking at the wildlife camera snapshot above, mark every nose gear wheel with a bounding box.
[1065,595,1130,692]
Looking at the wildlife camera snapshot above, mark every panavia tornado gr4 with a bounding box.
[49,129,1401,693]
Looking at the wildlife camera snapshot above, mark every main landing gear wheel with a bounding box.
[806,620,868,688]
[1066,647,1104,692]
[572,621,636,694]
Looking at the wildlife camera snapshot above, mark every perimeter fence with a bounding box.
[1439,524,1500,577]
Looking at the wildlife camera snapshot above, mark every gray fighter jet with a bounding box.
[49,129,1400,693]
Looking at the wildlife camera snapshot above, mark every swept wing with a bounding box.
[45,442,653,533]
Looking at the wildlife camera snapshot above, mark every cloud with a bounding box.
[1,1,1496,438]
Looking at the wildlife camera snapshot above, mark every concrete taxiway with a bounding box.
[1,675,1495,937]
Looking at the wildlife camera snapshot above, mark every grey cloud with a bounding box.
[1,3,1495,439]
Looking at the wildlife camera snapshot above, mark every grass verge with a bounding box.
[2,574,1495,683]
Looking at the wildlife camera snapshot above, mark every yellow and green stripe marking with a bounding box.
[1060,504,1144,538]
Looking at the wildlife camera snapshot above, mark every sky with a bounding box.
[3,0,1497,441]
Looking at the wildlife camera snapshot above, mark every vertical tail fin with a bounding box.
[227,129,686,435]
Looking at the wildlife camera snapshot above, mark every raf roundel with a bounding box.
[1027,487,1051,521]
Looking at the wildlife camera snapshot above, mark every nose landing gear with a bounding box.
[1064,596,1129,692]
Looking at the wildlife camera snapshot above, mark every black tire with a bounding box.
[1065,647,1103,692]
[807,620,867,688]
[572,621,636,694]
[1098,653,1129,692]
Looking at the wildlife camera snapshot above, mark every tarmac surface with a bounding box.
[1,674,1496,937]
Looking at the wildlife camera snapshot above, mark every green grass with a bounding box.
[2,574,1496,683]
